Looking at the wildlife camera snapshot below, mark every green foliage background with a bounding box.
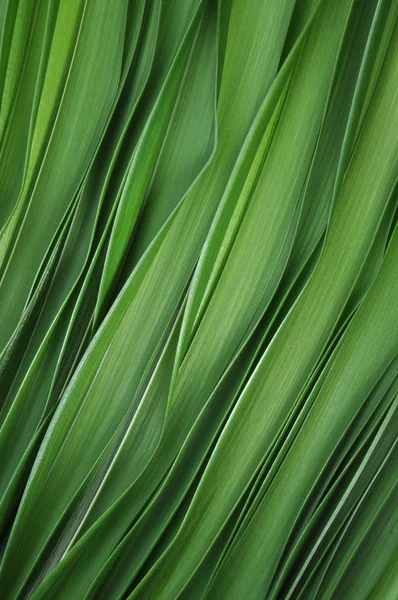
[0,0,398,598]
